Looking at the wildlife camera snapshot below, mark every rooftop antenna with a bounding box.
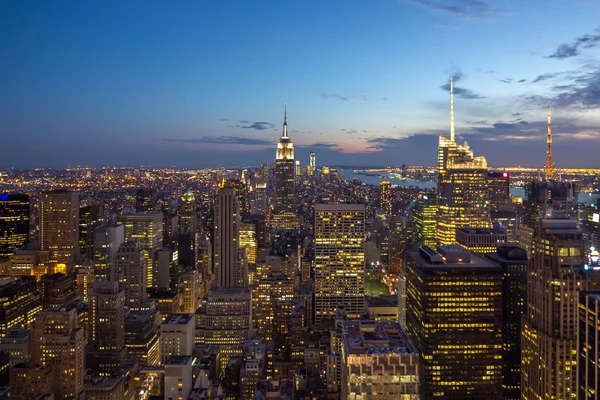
[544,98,556,181]
[283,103,288,138]
[450,77,455,142]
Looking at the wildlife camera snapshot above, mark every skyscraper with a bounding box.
[251,183,267,216]
[488,171,511,211]
[214,181,246,287]
[117,212,163,288]
[0,193,29,258]
[30,307,85,400]
[78,203,103,259]
[88,281,126,373]
[521,219,600,399]
[179,189,198,268]
[93,223,125,281]
[309,151,316,176]
[40,190,79,271]
[135,187,155,212]
[406,245,503,399]
[114,241,148,309]
[436,79,490,246]
[411,196,437,248]
[0,276,42,337]
[314,203,365,327]
[485,246,528,400]
[578,291,600,400]
[275,106,295,215]
[239,222,257,267]
[380,180,392,216]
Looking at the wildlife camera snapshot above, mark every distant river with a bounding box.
[341,169,600,206]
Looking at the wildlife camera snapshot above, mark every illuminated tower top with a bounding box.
[545,99,556,181]
[276,104,294,160]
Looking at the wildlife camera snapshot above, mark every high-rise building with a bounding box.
[179,189,197,235]
[10,363,53,400]
[117,212,163,288]
[488,171,512,211]
[0,326,29,366]
[160,314,195,363]
[40,190,80,271]
[406,245,503,399]
[485,246,528,400]
[314,204,365,327]
[214,182,246,287]
[164,356,193,400]
[42,272,77,308]
[93,223,125,281]
[455,227,508,254]
[88,281,126,373]
[275,106,295,214]
[30,307,85,400]
[578,291,600,400]
[0,276,42,337]
[341,320,419,399]
[253,272,294,340]
[380,180,392,216]
[411,196,437,248]
[295,160,301,176]
[114,241,147,309]
[436,80,490,245]
[79,203,103,259]
[0,193,29,258]
[436,135,491,246]
[523,181,578,228]
[251,183,267,216]
[309,151,316,176]
[124,306,160,367]
[135,187,155,212]
[521,219,600,399]
[75,259,95,303]
[239,222,257,267]
[179,269,199,313]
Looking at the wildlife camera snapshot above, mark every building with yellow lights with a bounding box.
[314,203,365,327]
[239,222,258,267]
[455,227,508,254]
[521,219,600,399]
[252,272,294,340]
[380,180,392,216]
[578,291,600,400]
[411,197,437,248]
[341,320,419,399]
[0,193,29,258]
[0,276,42,337]
[406,245,502,399]
[40,190,80,272]
[436,136,491,246]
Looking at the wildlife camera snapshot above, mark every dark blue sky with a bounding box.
[2,0,600,168]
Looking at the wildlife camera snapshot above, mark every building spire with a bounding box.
[545,98,556,181]
[450,77,455,142]
[283,103,288,138]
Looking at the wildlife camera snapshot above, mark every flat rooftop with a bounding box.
[163,314,194,325]
[457,227,506,235]
[166,356,192,365]
[410,249,499,269]
[342,320,417,356]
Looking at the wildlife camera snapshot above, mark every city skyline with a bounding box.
[3,0,600,168]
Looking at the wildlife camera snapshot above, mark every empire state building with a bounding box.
[275,106,296,214]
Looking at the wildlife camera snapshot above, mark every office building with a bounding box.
[309,151,316,176]
[406,245,502,399]
[239,222,257,267]
[0,326,29,365]
[39,190,79,271]
[275,106,295,214]
[522,219,600,399]
[135,187,155,212]
[179,189,197,268]
[380,180,392,216]
[10,363,53,400]
[117,212,162,288]
[75,259,95,303]
[41,272,77,308]
[160,314,195,363]
[410,196,437,248]
[0,276,42,336]
[114,241,147,309]
[124,307,160,367]
[79,203,103,259]
[93,224,125,281]
[164,356,193,400]
[153,248,175,290]
[488,171,512,211]
[214,182,246,287]
[581,205,600,250]
[578,291,600,400]
[491,210,519,241]
[523,181,578,228]
[341,320,419,399]
[88,281,126,373]
[314,204,365,327]
[455,227,508,253]
[179,269,199,313]
[253,272,295,340]
[0,193,29,258]
[251,183,267,216]
[30,307,85,400]
[485,246,528,400]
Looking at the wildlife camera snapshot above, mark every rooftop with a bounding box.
[457,227,506,235]
[342,320,418,356]
[411,247,499,269]
[163,313,194,325]
[166,355,192,366]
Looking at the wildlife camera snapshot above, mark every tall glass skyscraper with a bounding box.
[275,107,295,215]
[0,194,29,257]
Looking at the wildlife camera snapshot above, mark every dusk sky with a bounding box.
[2,0,600,168]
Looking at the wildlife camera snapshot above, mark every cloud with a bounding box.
[163,136,272,146]
[498,78,513,84]
[342,129,358,134]
[526,67,600,110]
[512,112,522,117]
[240,122,274,130]
[518,79,527,83]
[319,92,352,101]
[548,29,600,59]
[440,82,485,99]
[409,0,494,18]
[532,72,561,83]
